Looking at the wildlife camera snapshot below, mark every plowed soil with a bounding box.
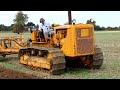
[0,66,40,79]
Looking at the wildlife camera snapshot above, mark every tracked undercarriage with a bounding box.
[18,47,66,75]
[92,46,103,69]
[18,46,103,75]
[65,46,103,70]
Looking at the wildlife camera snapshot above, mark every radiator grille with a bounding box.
[76,28,93,54]
[77,39,93,54]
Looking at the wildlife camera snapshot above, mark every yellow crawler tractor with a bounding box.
[18,11,103,74]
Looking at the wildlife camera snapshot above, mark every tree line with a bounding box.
[0,11,120,33]
[86,19,120,31]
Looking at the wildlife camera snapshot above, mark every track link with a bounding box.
[18,47,66,75]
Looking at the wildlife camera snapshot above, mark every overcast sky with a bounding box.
[0,11,120,27]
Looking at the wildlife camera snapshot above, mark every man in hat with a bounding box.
[39,18,54,41]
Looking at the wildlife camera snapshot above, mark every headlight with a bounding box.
[90,19,93,23]
[72,19,76,24]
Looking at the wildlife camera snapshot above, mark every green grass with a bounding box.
[0,31,120,79]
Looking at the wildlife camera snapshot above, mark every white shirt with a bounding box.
[39,21,51,33]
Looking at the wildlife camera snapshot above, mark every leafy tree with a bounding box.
[0,24,10,31]
[13,11,28,34]
[86,19,103,31]
[101,26,106,30]
[26,22,35,27]
[106,26,112,30]
[95,25,101,30]
[0,24,5,31]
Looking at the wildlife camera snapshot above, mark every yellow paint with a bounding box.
[47,53,52,59]
[0,35,27,55]
[55,24,95,57]
[23,55,29,60]
[81,29,89,37]
[31,31,37,42]
[20,56,51,69]
[30,23,95,57]
[20,59,27,64]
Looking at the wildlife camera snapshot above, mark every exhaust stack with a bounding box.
[68,11,72,25]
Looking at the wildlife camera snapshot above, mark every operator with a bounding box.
[39,18,54,41]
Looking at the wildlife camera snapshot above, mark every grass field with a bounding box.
[0,31,120,79]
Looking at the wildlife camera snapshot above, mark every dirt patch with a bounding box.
[0,66,40,79]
